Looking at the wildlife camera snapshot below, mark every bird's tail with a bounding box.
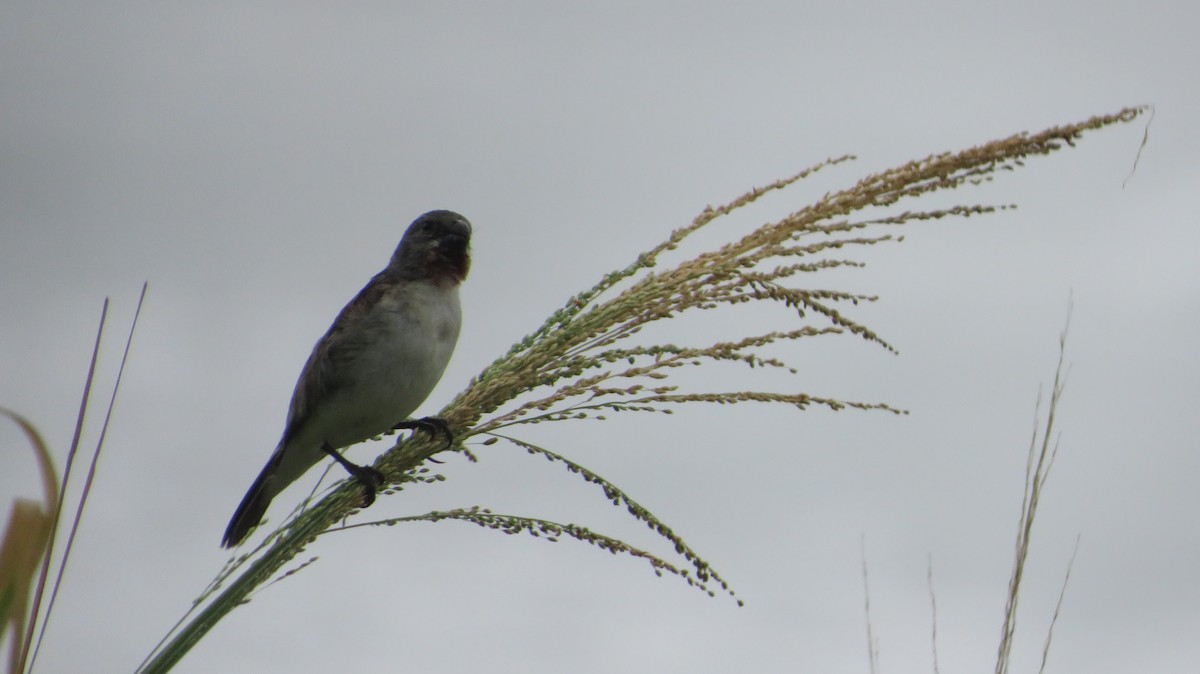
[222,449,284,548]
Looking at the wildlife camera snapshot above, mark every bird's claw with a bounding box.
[348,465,386,506]
[392,416,454,448]
[320,442,387,507]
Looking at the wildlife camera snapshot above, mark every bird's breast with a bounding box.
[312,281,462,448]
[363,282,461,399]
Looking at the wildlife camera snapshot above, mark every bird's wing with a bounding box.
[282,270,396,437]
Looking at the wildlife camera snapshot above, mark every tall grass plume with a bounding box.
[139,107,1145,674]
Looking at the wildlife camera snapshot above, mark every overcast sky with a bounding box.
[2,2,1197,673]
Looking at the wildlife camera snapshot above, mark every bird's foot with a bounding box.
[392,416,454,448]
[348,464,386,506]
[320,442,386,507]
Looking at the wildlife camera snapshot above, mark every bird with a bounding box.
[222,210,471,548]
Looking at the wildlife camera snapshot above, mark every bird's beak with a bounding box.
[446,218,472,243]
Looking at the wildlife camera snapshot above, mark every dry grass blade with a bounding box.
[0,410,56,674]
[929,556,941,674]
[8,297,108,674]
[0,503,51,674]
[1037,535,1080,674]
[26,283,147,674]
[862,536,880,674]
[994,309,1073,674]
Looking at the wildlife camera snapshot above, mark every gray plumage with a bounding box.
[222,210,471,548]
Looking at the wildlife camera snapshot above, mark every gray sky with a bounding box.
[2,2,1197,673]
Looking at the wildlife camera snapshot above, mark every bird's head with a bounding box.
[391,210,472,284]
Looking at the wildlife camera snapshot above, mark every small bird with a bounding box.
[222,210,472,548]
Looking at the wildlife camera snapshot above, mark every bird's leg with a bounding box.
[392,416,454,447]
[320,442,386,506]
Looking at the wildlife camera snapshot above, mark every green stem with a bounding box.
[136,485,358,673]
